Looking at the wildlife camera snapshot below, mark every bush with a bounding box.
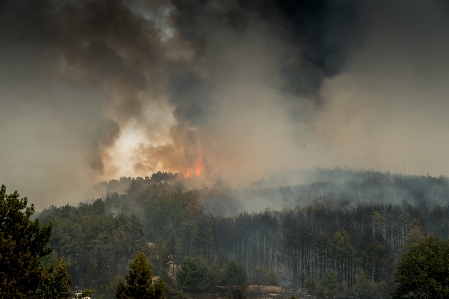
[176,256,209,293]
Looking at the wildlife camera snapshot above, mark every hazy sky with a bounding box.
[1,0,448,209]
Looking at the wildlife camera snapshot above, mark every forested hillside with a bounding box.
[37,169,449,298]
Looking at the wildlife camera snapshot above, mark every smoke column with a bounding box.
[1,0,448,208]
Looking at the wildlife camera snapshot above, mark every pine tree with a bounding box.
[224,260,249,292]
[0,185,52,298]
[35,258,72,299]
[176,256,209,293]
[116,252,165,299]
[392,235,449,299]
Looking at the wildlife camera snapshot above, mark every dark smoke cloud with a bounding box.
[136,0,360,176]
[170,0,359,110]
[1,0,175,206]
[1,0,448,209]
[314,0,449,176]
[1,0,171,170]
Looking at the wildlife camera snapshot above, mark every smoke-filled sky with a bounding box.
[1,0,449,209]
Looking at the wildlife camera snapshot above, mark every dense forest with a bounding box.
[32,169,449,298]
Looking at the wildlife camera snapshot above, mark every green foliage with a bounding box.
[31,171,449,297]
[392,235,449,299]
[375,281,396,299]
[143,191,201,240]
[40,252,59,268]
[305,277,317,294]
[40,204,149,291]
[320,271,339,295]
[96,275,124,299]
[372,211,384,237]
[159,268,174,290]
[365,241,389,282]
[176,256,209,292]
[333,228,356,265]
[0,185,53,298]
[35,258,72,299]
[403,218,425,251]
[254,266,278,286]
[254,265,266,287]
[207,261,226,287]
[353,272,376,299]
[176,290,187,299]
[116,252,165,299]
[224,260,249,291]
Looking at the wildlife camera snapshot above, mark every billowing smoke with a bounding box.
[314,1,449,175]
[1,0,448,209]
[130,0,360,183]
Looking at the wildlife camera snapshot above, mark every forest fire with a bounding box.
[183,157,203,178]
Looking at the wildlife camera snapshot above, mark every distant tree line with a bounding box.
[34,170,449,298]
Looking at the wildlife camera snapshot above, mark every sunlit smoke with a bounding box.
[2,0,449,209]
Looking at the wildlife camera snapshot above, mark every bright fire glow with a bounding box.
[184,157,203,178]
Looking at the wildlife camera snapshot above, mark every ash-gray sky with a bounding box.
[1,0,448,209]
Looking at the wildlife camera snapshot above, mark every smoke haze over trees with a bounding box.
[1,0,449,209]
[95,168,449,216]
[2,1,449,298]
[29,170,449,298]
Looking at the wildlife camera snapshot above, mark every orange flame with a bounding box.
[183,157,203,178]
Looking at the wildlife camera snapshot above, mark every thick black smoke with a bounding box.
[3,0,448,209]
[169,0,359,116]
[141,0,360,175]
